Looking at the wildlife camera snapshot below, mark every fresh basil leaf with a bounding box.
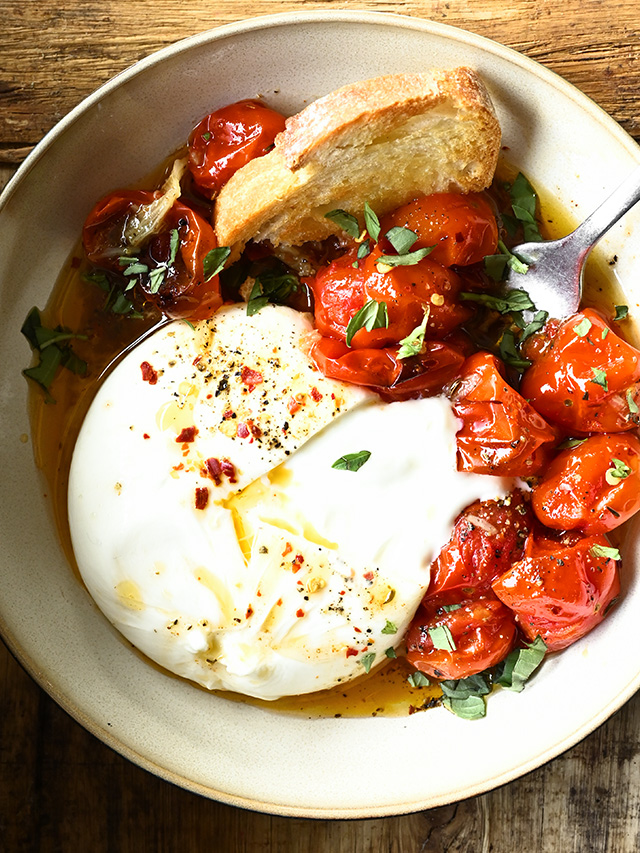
[496,636,546,692]
[397,308,430,360]
[167,228,180,266]
[606,457,631,482]
[460,288,535,315]
[483,253,508,282]
[428,624,456,652]
[499,328,532,372]
[407,671,430,688]
[442,603,462,613]
[381,620,398,635]
[591,367,609,391]
[573,317,593,337]
[627,388,639,415]
[324,208,360,239]
[331,450,371,472]
[440,674,490,700]
[520,310,548,342]
[557,437,588,450]
[363,201,381,242]
[360,651,376,674]
[204,246,231,281]
[385,647,397,659]
[246,269,299,316]
[509,172,543,242]
[377,247,433,268]
[345,299,388,346]
[590,544,621,561]
[385,226,418,255]
[23,344,63,400]
[357,239,371,260]
[443,694,486,720]
[614,304,629,321]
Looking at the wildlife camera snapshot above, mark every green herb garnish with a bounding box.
[363,201,381,242]
[246,269,299,316]
[385,226,418,255]
[203,245,231,281]
[381,620,398,635]
[360,651,377,674]
[21,307,88,402]
[614,304,629,321]
[397,308,430,360]
[407,671,430,688]
[591,367,609,391]
[495,636,546,693]
[428,624,456,652]
[377,247,433,268]
[590,544,621,561]
[324,208,360,239]
[345,299,389,346]
[331,450,372,472]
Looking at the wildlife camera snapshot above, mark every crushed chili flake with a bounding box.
[237,422,250,439]
[282,542,293,558]
[195,487,209,510]
[291,554,305,573]
[173,463,184,472]
[287,397,300,415]
[143,433,150,440]
[206,457,222,485]
[223,409,234,420]
[241,365,263,391]
[354,627,362,633]
[220,458,237,483]
[310,386,323,402]
[276,598,283,606]
[346,647,359,658]
[296,609,305,618]
[176,426,198,443]
[140,361,158,385]
[192,355,202,366]
[246,605,254,619]
[363,571,375,581]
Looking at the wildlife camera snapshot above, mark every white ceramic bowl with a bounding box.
[2,11,640,818]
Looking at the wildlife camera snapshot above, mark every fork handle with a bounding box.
[569,162,640,253]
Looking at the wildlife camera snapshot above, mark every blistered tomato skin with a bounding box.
[492,533,620,651]
[531,433,640,534]
[451,351,558,476]
[428,492,533,597]
[379,192,499,267]
[406,590,518,681]
[520,308,640,434]
[83,189,158,271]
[188,99,286,198]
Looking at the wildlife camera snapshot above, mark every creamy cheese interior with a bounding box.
[68,305,511,700]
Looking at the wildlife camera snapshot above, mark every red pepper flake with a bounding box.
[287,397,300,416]
[172,463,184,472]
[291,554,305,573]
[192,355,202,366]
[310,386,323,402]
[246,605,254,619]
[220,458,237,483]
[248,420,262,439]
[195,486,209,510]
[296,609,305,618]
[276,598,283,607]
[346,647,359,658]
[140,361,158,385]
[205,457,222,485]
[363,571,375,581]
[354,627,362,633]
[176,426,198,443]
[237,422,250,439]
[143,433,150,440]
[223,409,234,420]
[282,542,293,558]
[256,590,262,597]
[241,365,263,391]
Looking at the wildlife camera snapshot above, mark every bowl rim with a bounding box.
[2,8,640,819]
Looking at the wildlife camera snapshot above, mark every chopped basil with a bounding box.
[84,271,143,318]
[246,268,299,316]
[385,647,398,659]
[356,239,372,260]
[363,201,381,242]
[440,674,490,720]
[324,208,360,239]
[203,246,231,281]
[590,367,609,391]
[606,457,631,483]
[331,450,371,472]
[21,307,88,402]
[557,437,588,450]
[590,544,621,561]
[147,265,167,294]
[519,309,549,342]
[443,694,486,720]
[614,304,629,321]
[602,327,609,340]
[397,308,430,360]
[345,299,388,346]
[442,603,462,613]
[495,636,546,693]
[385,226,418,255]
[461,287,535,315]
[428,624,456,652]
[120,259,149,276]
[359,651,376,674]
[509,172,543,243]
[573,317,593,337]
[407,671,430,688]
[377,247,433,268]
[499,328,532,372]
[627,389,639,415]
[483,240,530,282]
[381,620,398,635]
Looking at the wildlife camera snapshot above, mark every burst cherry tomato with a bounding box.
[531,433,640,534]
[521,308,640,433]
[138,201,222,320]
[83,189,158,271]
[428,492,533,597]
[379,192,498,267]
[406,589,518,680]
[492,533,620,651]
[451,351,558,476]
[188,99,286,198]
[310,335,465,400]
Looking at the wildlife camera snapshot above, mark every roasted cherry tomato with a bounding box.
[428,492,533,597]
[310,335,465,400]
[379,192,498,267]
[521,308,640,433]
[451,351,558,476]
[308,246,470,346]
[531,433,640,534]
[138,201,222,320]
[492,533,620,651]
[188,99,286,198]
[83,190,158,271]
[406,589,518,680]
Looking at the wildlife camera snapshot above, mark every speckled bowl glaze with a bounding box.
[1,11,640,818]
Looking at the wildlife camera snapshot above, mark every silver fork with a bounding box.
[505,163,640,318]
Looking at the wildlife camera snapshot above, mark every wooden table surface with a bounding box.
[2,1,640,850]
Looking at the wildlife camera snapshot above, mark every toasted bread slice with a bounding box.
[214,67,501,258]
